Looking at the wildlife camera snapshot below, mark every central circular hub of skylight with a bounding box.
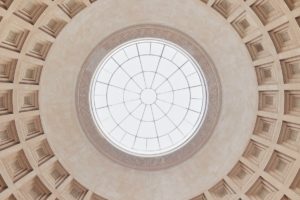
[90,38,208,157]
[141,89,156,104]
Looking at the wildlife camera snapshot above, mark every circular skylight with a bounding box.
[90,38,208,157]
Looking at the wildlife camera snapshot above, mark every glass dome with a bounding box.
[90,38,208,157]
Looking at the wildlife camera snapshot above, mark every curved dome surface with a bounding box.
[0,0,298,200]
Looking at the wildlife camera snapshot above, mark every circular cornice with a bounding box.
[76,24,221,170]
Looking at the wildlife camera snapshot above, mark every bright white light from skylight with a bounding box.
[90,38,207,157]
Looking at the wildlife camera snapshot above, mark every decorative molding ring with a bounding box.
[76,24,222,170]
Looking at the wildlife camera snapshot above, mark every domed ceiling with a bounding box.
[0,0,300,200]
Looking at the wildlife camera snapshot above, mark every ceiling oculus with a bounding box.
[90,38,208,157]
